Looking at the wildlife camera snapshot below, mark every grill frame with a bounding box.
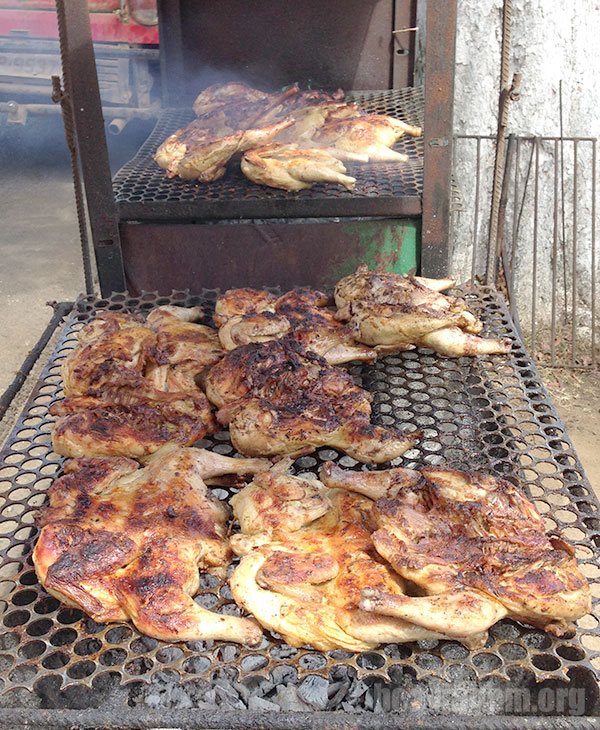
[0,287,599,727]
[113,89,425,221]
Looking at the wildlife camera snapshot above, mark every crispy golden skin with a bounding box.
[334,265,511,356]
[53,306,222,458]
[33,445,268,644]
[322,463,591,637]
[204,338,420,462]
[241,144,356,192]
[229,462,478,651]
[214,287,376,364]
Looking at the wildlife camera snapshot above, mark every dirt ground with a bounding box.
[539,367,600,493]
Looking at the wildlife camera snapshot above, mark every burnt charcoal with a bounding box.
[219,644,239,662]
[239,675,275,701]
[270,665,298,686]
[327,680,351,709]
[240,654,269,672]
[214,681,245,709]
[298,675,329,710]
[346,679,369,707]
[269,644,298,660]
[248,695,281,712]
[298,652,327,670]
[273,684,312,712]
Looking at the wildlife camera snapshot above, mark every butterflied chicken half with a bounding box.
[204,337,420,462]
[51,306,223,458]
[33,445,268,644]
[229,461,486,651]
[214,287,376,364]
[334,265,511,356]
[323,464,591,638]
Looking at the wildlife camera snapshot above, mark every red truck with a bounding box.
[0,0,159,131]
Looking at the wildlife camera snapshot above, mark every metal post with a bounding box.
[55,0,126,295]
[420,0,457,277]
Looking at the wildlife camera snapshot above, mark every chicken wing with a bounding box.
[33,445,268,644]
[214,287,377,364]
[334,265,511,356]
[229,462,480,651]
[204,338,420,462]
[322,463,591,637]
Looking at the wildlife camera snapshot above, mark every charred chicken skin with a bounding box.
[214,287,377,364]
[323,463,591,638]
[204,338,420,462]
[230,461,468,651]
[334,265,511,356]
[33,445,268,644]
[52,306,221,458]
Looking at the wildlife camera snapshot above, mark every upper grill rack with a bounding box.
[112,88,424,221]
[0,287,599,727]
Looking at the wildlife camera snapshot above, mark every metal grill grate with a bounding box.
[0,288,599,726]
[112,88,424,221]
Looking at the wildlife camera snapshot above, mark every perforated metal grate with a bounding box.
[0,287,599,724]
[112,88,424,221]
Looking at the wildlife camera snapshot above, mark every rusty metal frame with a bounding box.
[56,0,457,291]
[55,0,126,296]
[420,0,457,278]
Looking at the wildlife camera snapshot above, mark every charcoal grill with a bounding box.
[56,0,456,295]
[0,288,599,728]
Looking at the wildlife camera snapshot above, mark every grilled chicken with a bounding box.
[146,305,224,393]
[322,463,591,638]
[314,114,421,162]
[241,143,356,192]
[62,312,156,398]
[204,338,419,462]
[52,306,221,458]
[51,390,215,458]
[229,461,479,651]
[335,265,511,356]
[215,287,377,364]
[192,82,272,117]
[33,445,268,643]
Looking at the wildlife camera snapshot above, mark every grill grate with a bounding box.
[112,88,424,221]
[0,287,599,725]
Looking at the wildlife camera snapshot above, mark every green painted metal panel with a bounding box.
[335,218,420,280]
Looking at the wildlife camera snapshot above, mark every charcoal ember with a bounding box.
[330,664,355,682]
[269,644,298,660]
[273,684,312,712]
[238,675,274,701]
[345,678,369,708]
[327,680,350,709]
[214,681,245,709]
[218,644,239,662]
[185,640,211,652]
[298,675,329,710]
[240,654,269,672]
[270,665,298,686]
[248,695,281,712]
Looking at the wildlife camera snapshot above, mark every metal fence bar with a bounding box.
[531,138,539,354]
[551,140,559,367]
[572,140,578,367]
[593,139,597,368]
[471,136,482,282]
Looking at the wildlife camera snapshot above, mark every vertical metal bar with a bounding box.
[572,140,578,367]
[531,138,540,352]
[592,139,597,367]
[471,137,482,282]
[420,0,457,277]
[511,137,521,285]
[55,0,125,295]
[157,0,185,105]
[551,140,559,366]
[392,0,416,88]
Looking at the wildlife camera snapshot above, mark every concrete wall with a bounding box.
[451,0,599,340]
